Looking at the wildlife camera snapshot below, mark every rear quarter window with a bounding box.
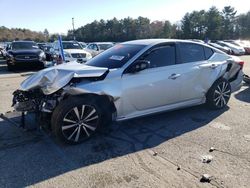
[179,43,205,63]
[204,46,214,59]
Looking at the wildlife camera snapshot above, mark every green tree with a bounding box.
[181,13,192,39]
[222,6,237,39]
[237,11,250,39]
[205,6,223,40]
[43,29,49,41]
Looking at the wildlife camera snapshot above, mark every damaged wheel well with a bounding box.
[66,93,117,115]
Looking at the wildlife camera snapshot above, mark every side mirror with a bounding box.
[128,60,150,73]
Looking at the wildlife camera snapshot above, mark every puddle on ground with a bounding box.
[211,122,231,130]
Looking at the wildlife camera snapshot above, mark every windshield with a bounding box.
[79,43,87,48]
[62,42,82,49]
[86,44,146,69]
[12,42,39,50]
[98,43,114,50]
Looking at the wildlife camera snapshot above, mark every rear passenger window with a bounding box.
[144,45,175,68]
[204,47,214,59]
[179,43,205,63]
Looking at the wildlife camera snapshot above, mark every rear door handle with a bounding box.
[210,64,219,69]
[168,73,181,80]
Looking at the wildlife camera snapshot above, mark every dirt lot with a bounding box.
[0,56,250,188]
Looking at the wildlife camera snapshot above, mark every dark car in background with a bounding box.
[6,41,46,71]
[43,45,53,61]
[37,43,46,51]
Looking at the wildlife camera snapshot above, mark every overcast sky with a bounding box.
[0,0,249,34]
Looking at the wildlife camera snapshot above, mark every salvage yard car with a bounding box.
[6,41,46,71]
[12,39,244,144]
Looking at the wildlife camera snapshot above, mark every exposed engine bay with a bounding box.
[12,89,63,113]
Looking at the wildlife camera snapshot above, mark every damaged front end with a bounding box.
[12,89,64,113]
[12,62,110,115]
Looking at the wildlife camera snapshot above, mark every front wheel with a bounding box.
[206,78,231,109]
[7,62,15,71]
[51,97,106,144]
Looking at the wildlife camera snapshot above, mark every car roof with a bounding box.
[61,41,78,43]
[90,42,113,45]
[121,39,205,46]
[12,41,35,43]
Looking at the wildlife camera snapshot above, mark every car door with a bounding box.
[121,43,182,116]
[176,42,221,101]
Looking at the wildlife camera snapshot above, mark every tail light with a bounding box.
[238,61,244,68]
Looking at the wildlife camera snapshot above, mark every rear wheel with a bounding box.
[52,97,107,144]
[206,78,231,109]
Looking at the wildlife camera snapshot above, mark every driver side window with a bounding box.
[143,45,176,68]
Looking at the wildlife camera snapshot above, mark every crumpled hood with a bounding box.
[20,61,108,95]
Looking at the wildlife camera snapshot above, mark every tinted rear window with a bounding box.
[86,44,145,69]
[179,43,205,63]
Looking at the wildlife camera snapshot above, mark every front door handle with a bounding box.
[168,73,181,80]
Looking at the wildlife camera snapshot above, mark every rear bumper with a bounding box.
[244,47,250,54]
[230,70,243,92]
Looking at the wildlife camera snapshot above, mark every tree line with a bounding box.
[0,27,49,42]
[66,6,250,42]
[0,6,250,42]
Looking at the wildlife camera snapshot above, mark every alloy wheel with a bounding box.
[61,105,99,142]
[213,82,231,108]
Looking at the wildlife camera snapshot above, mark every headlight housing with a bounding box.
[6,52,14,60]
[39,52,46,60]
[86,53,92,59]
[63,51,71,58]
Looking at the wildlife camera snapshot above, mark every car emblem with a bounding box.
[24,56,30,59]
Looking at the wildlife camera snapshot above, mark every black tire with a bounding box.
[206,78,231,109]
[51,96,108,144]
[7,63,15,71]
[243,75,250,84]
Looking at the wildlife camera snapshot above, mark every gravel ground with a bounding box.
[0,56,249,188]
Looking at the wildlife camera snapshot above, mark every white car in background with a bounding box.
[216,41,245,55]
[86,42,114,57]
[52,41,92,63]
[225,40,250,55]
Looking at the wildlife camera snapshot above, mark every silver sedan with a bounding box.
[13,39,244,144]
